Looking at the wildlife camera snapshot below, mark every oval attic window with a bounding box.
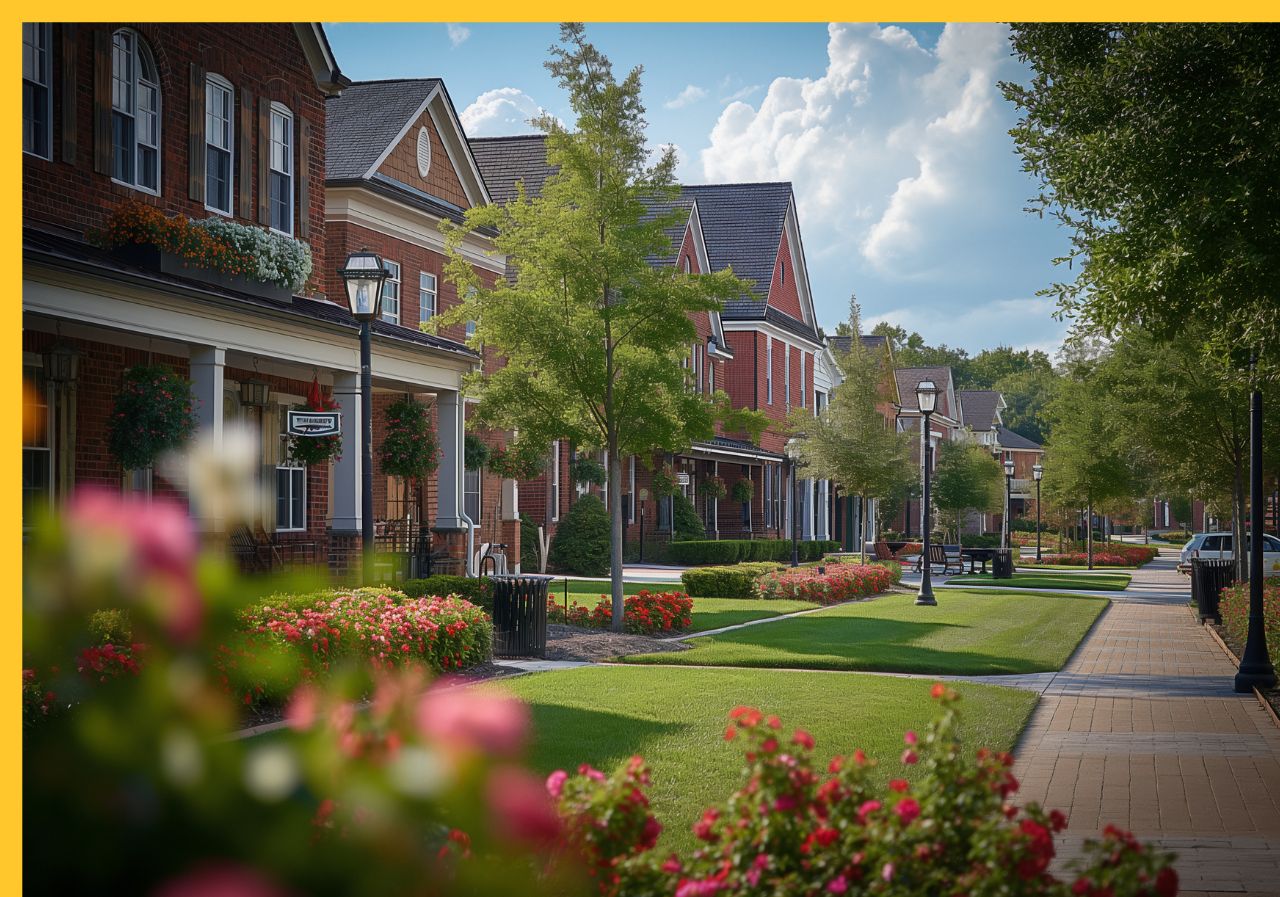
[416,126,432,178]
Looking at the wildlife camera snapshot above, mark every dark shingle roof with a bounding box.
[997,426,1042,451]
[827,334,886,356]
[326,79,441,181]
[957,390,1001,431]
[680,182,791,305]
[895,367,955,418]
[469,134,556,205]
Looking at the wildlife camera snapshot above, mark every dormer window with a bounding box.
[681,256,691,274]
[111,29,161,193]
[780,257,786,284]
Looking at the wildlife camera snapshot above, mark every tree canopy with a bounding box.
[931,441,1004,542]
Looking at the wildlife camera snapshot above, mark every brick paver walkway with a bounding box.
[1013,550,1280,895]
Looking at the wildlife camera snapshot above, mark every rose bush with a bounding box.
[548,688,1180,897]
[546,590,693,634]
[754,564,896,605]
[1220,578,1280,670]
[1024,545,1157,567]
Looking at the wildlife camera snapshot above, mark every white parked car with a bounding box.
[1177,532,1280,576]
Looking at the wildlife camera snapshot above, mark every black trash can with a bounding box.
[1190,558,1234,624]
[992,548,1015,580]
[489,574,554,658]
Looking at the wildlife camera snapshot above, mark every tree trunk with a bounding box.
[608,441,624,632]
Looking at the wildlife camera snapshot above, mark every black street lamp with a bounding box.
[1003,458,1015,551]
[1235,367,1277,692]
[785,437,801,567]
[1033,462,1044,563]
[915,380,938,606]
[339,249,388,584]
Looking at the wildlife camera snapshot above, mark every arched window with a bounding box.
[111,29,160,192]
[268,102,294,234]
[204,73,234,215]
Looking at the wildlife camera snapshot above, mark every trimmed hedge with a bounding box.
[680,562,787,598]
[668,539,840,566]
[672,492,706,541]
[403,576,494,613]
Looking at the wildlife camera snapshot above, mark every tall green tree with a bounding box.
[789,303,914,562]
[930,441,1004,543]
[437,24,762,629]
[1003,24,1280,366]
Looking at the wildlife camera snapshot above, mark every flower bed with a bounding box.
[754,563,896,604]
[1221,579,1280,670]
[227,588,492,703]
[680,562,786,598]
[1025,545,1157,567]
[546,590,692,634]
[551,688,1178,897]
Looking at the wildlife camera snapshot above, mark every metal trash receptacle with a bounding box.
[489,574,554,658]
[992,548,1015,580]
[1190,558,1234,624]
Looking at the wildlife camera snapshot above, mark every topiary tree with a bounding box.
[671,492,706,541]
[548,494,611,576]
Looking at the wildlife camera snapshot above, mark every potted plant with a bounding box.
[732,477,755,534]
[288,379,342,467]
[108,365,198,472]
[380,396,438,523]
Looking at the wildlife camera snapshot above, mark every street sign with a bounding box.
[676,472,691,486]
[287,410,341,437]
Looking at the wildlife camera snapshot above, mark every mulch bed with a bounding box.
[1206,614,1280,724]
[544,623,690,662]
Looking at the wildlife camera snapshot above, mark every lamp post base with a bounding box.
[1235,664,1277,694]
[915,591,937,607]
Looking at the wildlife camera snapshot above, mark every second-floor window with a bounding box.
[799,351,806,409]
[23,24,51,159]
[784,344,791,410]
[269,103,294,234]
[381,260,400,325]
[549,441,561,522]
[419,272,437,320]
[111,29,160,193]
[766,337,773,405]
[204,75,234,215]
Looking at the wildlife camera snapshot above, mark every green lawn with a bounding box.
[946,572,1132,591]
[620,589,1107,675]
[497,666,1038,852]
[551,580,813,633]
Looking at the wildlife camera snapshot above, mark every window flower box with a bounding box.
[113,241,294,302]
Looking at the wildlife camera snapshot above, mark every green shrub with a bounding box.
[520,514,541,571]
[680,562,785,598]
[869,559,904,583]
[403,576,494,613]
[671,492,706,541]
[1155,530,1193,544]
[668,540,740,565]
[549,495,611,576]
[88,609,132,645]
[959,533,1001,548]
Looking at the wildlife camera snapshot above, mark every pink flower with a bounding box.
[882,863,895,882]
[894,797,921,824]
[857,800,881,823]
[792,729,815,750]
[545,769,568,799]
[827,876,848,893]
[486,766,561,846]
[676,879,724,897]
[416,684,529,757]
[578,763,606,782]
[284,685,317,731]
[889,778,910,793]
[152,864,288,897]
[901,749,919,765]
[904,730,918,746]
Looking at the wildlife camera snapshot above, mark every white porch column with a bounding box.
[435,389,466,530]
[330,371,362,533]
[189,346,225,531]
[502,477,519,521]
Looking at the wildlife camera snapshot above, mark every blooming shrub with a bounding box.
[546,591,692,634]
[1220,578,1280,669]
[1026,545,1157,567]
[549,688,1180,897]
[754,563,895,605]
[194,215,313,291]
[76,641,146,681]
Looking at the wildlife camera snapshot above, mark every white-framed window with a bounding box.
[707,359,714,395]
[381,260,401,325]
[23,23,52,159]
[763,463,773,528]
[799,352,806,409]
[22,365,53,523]
[695,344,703,393]
[549,441,561,522]
[784,344,791,410]
[204,74,234,215]
[464,466,482,523]
[419,271,437,321]
[276,404,307,532]
[111,29,160,193]
[766,337,773,405]
[269,102,294,234]
[466,320,477,339]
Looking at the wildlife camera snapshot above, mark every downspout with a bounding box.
[460,506,476,577]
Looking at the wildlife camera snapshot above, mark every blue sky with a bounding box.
[327,22,1072,357]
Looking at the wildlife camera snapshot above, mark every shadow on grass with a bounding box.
[522,704,688,775]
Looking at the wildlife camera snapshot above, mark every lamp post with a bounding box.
[1003,458,1015,551]
[1033,463,1044,563]
[915,380,938,606]
[785,437,801,567]
[339,249,388,584]
[1236,362,1277,692]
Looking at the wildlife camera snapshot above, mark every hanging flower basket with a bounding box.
[569,456,607,486]
[464,434,491,471]
[488,442,547,481]
[703,475,728,501]
[288,379,342,467]
[380,397,438,480]
[651,463,677,498]
[108,365,197,472]
[731,477,755,504]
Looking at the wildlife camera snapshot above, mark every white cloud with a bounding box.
[664,84,708,109]
[446,23,470,48]
[720,84,761,104]
[858,297,1069,356]
[460,87,550,137]
[699,23,1027,284]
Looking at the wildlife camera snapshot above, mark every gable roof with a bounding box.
[957,390,1003,432]
[997,426,1042,451]
[469,134,556,204]
[895,366,957,419]
[679,182,791,304]
[326,79,490,208]
[292,24,349,96]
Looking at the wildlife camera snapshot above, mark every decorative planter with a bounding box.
[113,243,294,302]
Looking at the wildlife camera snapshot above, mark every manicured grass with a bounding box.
[946,572,1132,591]
[556,579,676,597]
[552,580,813,633]
[620,589,1107,675]
[497,666,1038,852]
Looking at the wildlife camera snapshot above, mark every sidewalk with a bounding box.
[1011,550,1280,895]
